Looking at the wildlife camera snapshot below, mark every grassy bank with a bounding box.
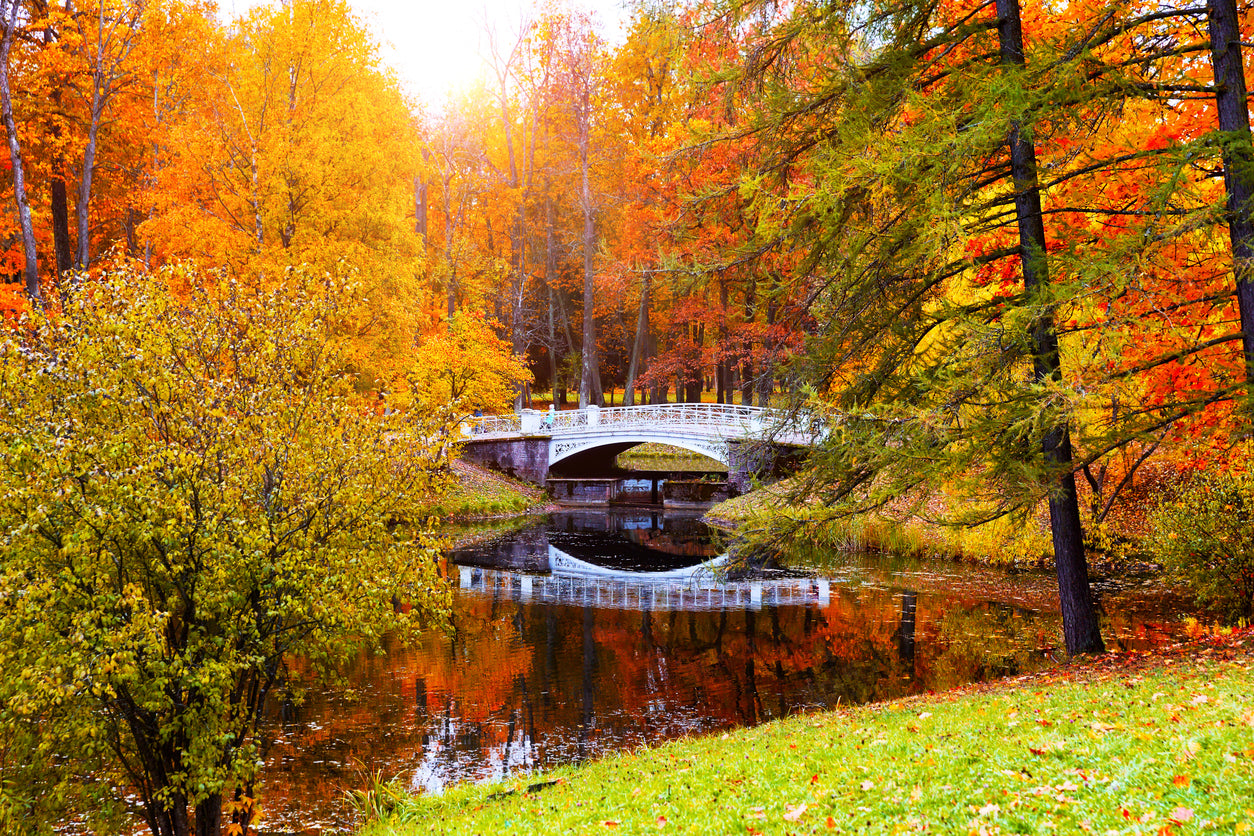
[706,480,1134,571]
[360,636,1254,835]
[422,460,550,520]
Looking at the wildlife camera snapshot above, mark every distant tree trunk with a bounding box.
[624,269,650,406]
[414,172,427,240]
[756,281,776,407]
[741,276,756,405]
[1207,0,1254,383]
[997,0,1102,656]
[0,0,40,306]
[512,209,527,411]
[547,198,561,407]
[548,289,560,407]
[717,276,730,403]
[125,206,139,257]
[51,176,73,273]
[42,27,74,281]
[578,133,599,407]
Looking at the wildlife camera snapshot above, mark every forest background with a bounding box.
[5,0,1254,831]
[5,0,1254,637]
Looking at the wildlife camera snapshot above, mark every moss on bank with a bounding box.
[360,634,1254,835]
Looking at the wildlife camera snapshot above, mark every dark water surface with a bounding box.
[256,511,1192,832]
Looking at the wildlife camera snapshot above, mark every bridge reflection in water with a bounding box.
[457,549,833,611]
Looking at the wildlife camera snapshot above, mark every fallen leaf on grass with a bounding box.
[860,780,875,791]
[656,815,668,826]
[1172,774,1191,788]
[601,821,619,828]
[1169,807,1194,824]
[784,803,808,822]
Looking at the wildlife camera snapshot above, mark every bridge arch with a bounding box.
[549,434,730,472]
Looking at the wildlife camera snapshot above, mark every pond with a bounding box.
[255,510,1192,833]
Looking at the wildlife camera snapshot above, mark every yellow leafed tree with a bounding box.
[145,0,431,386]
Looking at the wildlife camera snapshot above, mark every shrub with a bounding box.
[1147,470,1254,624]
[0,265,455,835]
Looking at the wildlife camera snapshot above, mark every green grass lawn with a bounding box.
[360,638,1254,835]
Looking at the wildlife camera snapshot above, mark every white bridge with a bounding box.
[465,403,816,468]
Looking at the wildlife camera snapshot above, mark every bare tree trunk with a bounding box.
[0,0,40,306]
[1207,0,1254,383]
[998,0,1102,656]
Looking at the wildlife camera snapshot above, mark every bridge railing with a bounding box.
[463,402,819,440]
[463,413,524,437]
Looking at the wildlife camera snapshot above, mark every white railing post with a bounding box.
[587,404,600,426]
[520,409,541,434]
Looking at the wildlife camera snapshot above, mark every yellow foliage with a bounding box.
[408,311,532,415]
[0,262,456,831]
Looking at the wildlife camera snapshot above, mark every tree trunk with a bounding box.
[997,0,1103,656]
[578,134,599,407]
[75,73,104,274]
[546,196,561,406]
[1206,0,1254,383]
[51,176,73,274]
[624,270,650,406]
[414,165,428,240]
[741,277,756,405]
[512,204,527,411]
[194,794,221,836]
[717,276,730,403]
[756,282,776,407]
[125,205,139,257]
[0,0,41,306]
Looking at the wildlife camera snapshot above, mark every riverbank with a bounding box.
[705,474,1166,576]
[424,459,553,521]
[358,631,1254,834]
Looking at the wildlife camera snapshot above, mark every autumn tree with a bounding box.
[723,0,1254,655]
[0,264,454,836]
[409,310,533,416]
[146,0,428,384]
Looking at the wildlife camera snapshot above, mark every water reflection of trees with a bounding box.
[257,580,1063,829]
